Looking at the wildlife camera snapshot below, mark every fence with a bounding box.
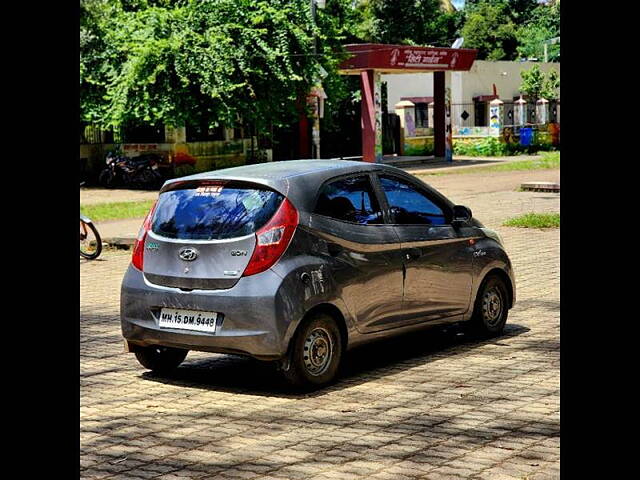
[450,101,560,130]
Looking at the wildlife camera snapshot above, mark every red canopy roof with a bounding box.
[338,43,477,74]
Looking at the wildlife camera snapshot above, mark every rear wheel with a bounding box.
[134,345,188,373]
[469,274,509,336]
[282,313,343,389]
[80,220,102,260]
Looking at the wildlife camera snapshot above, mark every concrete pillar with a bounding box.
[434,71,452,162]
[489,98,504,136]
[536,98,549,124]
[428,102,435,130]
[514,96,527,126]
[360,69,382,163]
[394,100,415,155]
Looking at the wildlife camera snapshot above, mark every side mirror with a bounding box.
[452,205,472,226]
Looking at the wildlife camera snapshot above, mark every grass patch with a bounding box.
[80,200,155,222]
[503,212,560,229]
[423,151,560,176]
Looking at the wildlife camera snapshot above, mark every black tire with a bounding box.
[79,220,102,260]
[282,313,343,389]
[469,274,509,336]
[134,345,188,373]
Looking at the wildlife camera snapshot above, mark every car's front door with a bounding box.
[309,173,405,334]
[376,174,474,326]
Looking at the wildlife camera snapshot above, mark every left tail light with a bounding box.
[131,201,157,271]
[242,198,298,277]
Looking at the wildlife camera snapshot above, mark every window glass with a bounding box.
[379,176,446,225]
[152,181,283,240]
[415,103,429,128]
[314,176,383,225]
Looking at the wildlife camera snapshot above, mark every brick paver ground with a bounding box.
[81,167,560,479]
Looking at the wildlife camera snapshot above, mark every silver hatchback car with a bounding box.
[121,160,515,388]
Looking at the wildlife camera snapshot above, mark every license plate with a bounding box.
[158,308,217,333]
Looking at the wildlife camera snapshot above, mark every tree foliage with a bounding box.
[357,0,462,46]
[80,0,353,131]
[516,0,560,61]
[519,64,560,100]
[460,0,555,61]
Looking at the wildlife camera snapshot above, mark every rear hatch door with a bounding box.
[143,180,284,290]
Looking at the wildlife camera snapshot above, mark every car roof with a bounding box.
[162,159,405,212]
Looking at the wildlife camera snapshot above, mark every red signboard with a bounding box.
[339,43,477,73]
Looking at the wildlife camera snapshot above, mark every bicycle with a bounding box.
[80,183,102,260]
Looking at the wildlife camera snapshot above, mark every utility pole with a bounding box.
[543,36,560,62]
[309,0,325,159]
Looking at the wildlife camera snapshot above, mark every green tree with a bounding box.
[519,64,560,100]
[460,1,518,60]
[357,0,462,46]
[516,0,560,61]
[80,0,351,133]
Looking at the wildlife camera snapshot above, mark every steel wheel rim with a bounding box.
[303,327,333,376]
[482,287,503,327]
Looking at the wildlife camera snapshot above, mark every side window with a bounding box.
[314,175,383,225]
[379,175,446,225]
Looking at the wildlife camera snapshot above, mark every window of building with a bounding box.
[474,102,487,127]
[415,103,429,128]
[186,123,226,142]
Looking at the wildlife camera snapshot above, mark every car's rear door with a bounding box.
[142,179,284,290]
[375,173,474,325]
[308,173,405,333]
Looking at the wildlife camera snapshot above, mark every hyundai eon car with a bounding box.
[121,160,515,388]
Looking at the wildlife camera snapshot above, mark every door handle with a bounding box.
[405,247,422,260]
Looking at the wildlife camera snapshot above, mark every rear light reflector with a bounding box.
[242,198,298,277]
[131,201,157,271]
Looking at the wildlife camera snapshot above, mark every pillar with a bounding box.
[434,71,452,162]
[514,96,526,126]
[489,98,504,136]
[360,69,382,163]
[536,98,549,124]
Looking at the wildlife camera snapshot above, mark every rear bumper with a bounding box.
[120,265,290,361]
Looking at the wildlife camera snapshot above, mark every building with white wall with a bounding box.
[383,60,560,129]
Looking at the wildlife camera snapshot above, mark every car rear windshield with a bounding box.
[151,180,284,240]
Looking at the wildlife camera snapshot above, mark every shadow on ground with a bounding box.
[140,322,530,399]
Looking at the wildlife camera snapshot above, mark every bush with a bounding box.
[453,136,558,157]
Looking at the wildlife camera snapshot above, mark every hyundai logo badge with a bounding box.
[179,247,199,261]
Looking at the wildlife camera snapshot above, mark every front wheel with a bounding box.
[134,345,188,373]
[282,313,343,389]
[80,220,102,259]
[469,274,509,336]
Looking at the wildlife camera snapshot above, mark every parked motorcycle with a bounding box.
[98,152,164,189]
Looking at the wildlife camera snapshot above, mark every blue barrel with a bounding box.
[520,127,533,146]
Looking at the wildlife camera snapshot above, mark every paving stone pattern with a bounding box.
[81,168,560,479]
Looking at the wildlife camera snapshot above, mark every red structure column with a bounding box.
[297,103,310,158]
[360,69,382,163]
[360,70,376,163]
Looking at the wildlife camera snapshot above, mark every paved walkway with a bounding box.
[81,166,560,479]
